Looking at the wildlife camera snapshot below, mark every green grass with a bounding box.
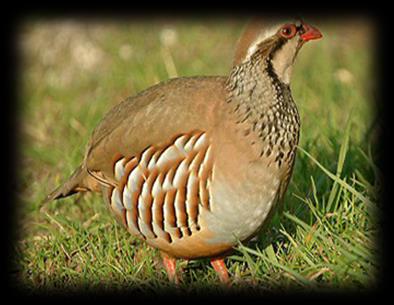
[14,17,379,293]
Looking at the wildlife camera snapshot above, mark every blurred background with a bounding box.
[15,17,378,290]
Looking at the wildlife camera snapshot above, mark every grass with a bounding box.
[14,17,380,293]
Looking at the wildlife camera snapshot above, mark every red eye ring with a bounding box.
[280,24,297,39]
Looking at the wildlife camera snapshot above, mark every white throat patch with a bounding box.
[271,37,299,84]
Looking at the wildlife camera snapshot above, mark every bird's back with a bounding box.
[85,76,228,182]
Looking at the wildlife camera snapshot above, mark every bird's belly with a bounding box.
[103,129,283,258]
[202,168,281,245]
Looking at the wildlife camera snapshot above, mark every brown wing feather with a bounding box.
[84,76,226,183]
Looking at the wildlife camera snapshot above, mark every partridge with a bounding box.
[45,19,322,284]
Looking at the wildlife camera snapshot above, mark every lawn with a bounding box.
[13,16,379,293]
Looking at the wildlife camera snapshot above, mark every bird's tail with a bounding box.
[43,164,99,203]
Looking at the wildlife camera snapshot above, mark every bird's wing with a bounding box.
[84,76,227,186]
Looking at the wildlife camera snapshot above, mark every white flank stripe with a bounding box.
[156,146,180,168]
[194,133,206,150]
[126,210,140,236]
[147,151,159,170]
[173,159,188,187]
[122,186,132,209]
[111,188,124,213]
[137,194,146,215]
[184,135,196,152]
[151,176,162,197]
[186,171,197,227]
[140,179,150,199]
[162,170,173,190]
[174,135,187,153]
[140,147,153,168]
[174,190,182,228]
[114,158,125,180]
[128,166,143,192]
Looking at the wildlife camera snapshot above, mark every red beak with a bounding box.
[300,22,323,42]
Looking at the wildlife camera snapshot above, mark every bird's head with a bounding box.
[233,18,322,84]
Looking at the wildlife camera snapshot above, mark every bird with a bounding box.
[44,18,322,284]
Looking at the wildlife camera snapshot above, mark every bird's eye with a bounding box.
[280,24,297,39]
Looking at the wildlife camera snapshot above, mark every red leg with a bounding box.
[210,258,230,284]
[161,253,179,284]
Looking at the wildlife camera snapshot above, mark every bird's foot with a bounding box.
[161,253,180,285]
[210,257,230,285]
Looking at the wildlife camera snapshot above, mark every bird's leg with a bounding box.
[210,257,230,284]
[161,252,179,284]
